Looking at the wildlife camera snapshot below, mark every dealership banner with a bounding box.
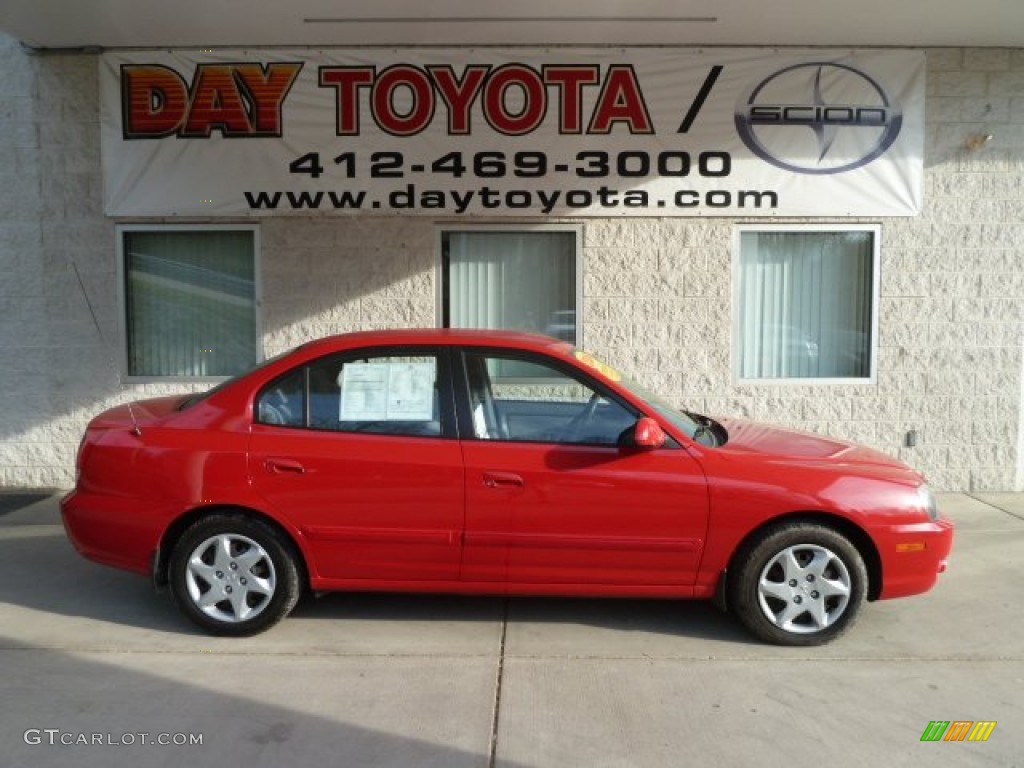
[99,48,925,217]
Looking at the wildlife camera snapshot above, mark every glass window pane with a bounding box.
[124,229,257,377]
[738,231,874,380]
[443,230,576,343]
[466,352,635,446]
[257,368,305,427]
[308,354,441,438]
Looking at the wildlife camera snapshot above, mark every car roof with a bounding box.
[296,328,571,354]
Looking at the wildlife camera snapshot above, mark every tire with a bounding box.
[728,522,867,646]
[169,513,301,636]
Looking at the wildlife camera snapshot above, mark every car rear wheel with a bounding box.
[729,522,867,646]
[169,514,300,636]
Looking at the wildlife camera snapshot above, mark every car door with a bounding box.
[457,349,709,587]
[248,347,465,583]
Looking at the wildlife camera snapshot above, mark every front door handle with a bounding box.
[265,458,306,475]
[483,471,524,488]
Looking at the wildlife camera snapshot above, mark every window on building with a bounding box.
[735,227,878,381]
[441,229,579,344]
[120,226,260,378]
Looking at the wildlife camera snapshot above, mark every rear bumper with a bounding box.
[60,490,160,577]
[876,517,955,600]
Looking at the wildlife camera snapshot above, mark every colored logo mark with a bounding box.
[920,720,997,742]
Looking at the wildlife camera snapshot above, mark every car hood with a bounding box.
[716,417,912,472]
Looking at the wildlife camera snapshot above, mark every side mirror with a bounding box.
[628,417,666,450]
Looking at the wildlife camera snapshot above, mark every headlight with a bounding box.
[918,485,939,521]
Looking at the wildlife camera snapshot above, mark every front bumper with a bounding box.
[876,517,955,600]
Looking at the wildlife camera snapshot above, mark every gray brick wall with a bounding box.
[0,35,1021,490]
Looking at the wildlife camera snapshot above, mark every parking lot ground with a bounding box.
[0,492,1021,767]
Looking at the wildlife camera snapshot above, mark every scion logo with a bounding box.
[735,62,902,174]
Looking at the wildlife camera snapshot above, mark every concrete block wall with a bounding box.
[0,34,1021,490]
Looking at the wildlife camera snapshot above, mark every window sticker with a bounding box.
[339,361,435,421]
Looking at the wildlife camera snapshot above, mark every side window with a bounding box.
[257,353,444,438]
[464,352,636,446]
[257,367,305,427]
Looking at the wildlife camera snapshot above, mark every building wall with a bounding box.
[1,33,1022,490]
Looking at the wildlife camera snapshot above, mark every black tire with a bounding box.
[169,513,301,636]
[728,522,867,646]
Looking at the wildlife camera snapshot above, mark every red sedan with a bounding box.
[62,329,953,645]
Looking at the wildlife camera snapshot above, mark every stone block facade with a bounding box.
[1,35,1021,490]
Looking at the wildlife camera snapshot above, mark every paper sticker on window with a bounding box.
[339,361,435,421]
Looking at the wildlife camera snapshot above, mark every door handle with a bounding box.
[483,471,524,488]
[265,458,306,475]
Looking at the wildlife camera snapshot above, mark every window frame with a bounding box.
[116,223,263,383]
[435,224,584,348]
[732,224,881,386]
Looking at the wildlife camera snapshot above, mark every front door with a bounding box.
[458,350,709,586]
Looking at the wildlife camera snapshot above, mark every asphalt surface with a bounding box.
[0,492,1021,767]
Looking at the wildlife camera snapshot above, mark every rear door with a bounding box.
[457,349,709,587]
[248,346,465,582]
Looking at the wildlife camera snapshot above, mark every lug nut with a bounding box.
[793,595,803,604]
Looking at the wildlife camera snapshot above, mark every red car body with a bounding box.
[61,329,953,642]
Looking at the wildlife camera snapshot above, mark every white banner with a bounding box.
[100,48,925,218]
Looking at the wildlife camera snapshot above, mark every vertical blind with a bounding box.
[738,231,874,379]
[444,231,576,341]
[124,230,257,377]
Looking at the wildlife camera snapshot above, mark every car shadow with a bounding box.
[0,519,754,646]
[295,591,755,645]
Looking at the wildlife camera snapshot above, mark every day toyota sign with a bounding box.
[99,49,925,218]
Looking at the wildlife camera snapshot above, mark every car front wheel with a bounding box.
[169,514,301,636]
[729,522,867,646]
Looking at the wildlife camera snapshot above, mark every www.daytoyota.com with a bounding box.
[243,149,779,214]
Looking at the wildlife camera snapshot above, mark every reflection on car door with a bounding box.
[457,350,710,587]
[248,348,465,583]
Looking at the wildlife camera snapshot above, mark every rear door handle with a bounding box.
[483,471,524,488]
[265,458,306,475]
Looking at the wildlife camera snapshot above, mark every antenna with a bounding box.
[126,401,143,437]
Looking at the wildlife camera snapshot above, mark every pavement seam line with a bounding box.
[487,598,509,768]
[965,493,1024,523]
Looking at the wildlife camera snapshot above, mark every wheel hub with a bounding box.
[756,543,852,634]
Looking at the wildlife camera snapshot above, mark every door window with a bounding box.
[462,352,637,446]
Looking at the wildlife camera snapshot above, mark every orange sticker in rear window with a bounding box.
[574,350,622,382]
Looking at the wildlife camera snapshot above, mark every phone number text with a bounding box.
[289,150,733,180]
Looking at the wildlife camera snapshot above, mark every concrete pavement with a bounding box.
[0,492,1021,767]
